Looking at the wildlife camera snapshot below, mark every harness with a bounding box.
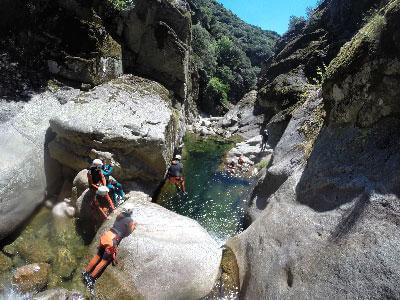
[100,230,122,264]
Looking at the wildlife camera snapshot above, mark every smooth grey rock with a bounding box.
[220,90,264,139]
[0,92,64,241]
[49,75,184,188]
[32,288,84,300]
[93,192,222,300]
[247,91,325,220]
[71,169,89,207]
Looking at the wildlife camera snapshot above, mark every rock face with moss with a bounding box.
[0,0,123,88]
[257,0,382,116]
[49,75,183,187]
[119,0,191,101]
[228,1,400,299]
[93,192,222,300]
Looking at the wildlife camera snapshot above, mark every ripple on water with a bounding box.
[157,134,251,243]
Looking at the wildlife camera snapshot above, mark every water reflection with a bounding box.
[157,135,251,242]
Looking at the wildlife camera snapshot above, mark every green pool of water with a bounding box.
[157,134,251,242]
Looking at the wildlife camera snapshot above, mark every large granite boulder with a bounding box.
[228,2,400,299]
[49,75,184,188]
[92,192,222,300]
[0,92,64,241]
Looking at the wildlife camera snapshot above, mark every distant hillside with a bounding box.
[188,0,279,115]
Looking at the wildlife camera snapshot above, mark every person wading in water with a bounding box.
[166,154,186,193]
[82,205,137,289]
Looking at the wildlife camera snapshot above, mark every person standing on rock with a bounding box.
[261,129,269,151]
[166,154,186,193]
[82,206,137,289]
[92,186,115,221]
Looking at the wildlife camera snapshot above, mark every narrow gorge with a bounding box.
[0,0,399,299]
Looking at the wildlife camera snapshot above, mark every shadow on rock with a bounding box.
[296,118,400,212]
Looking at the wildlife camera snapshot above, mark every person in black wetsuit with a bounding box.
[261,129,269,151]
[166,154,186,193]
[82,206,137,289]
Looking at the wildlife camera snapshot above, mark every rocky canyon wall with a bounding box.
[228,0,400,299]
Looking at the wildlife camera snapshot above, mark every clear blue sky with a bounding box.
[216,0,320,35]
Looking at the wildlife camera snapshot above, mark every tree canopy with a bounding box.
[188,0,279,115]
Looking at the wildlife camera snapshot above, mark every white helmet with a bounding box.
[92,159,103,168]
[122,203,135,216]
[175,154,182,160]
[96,186,109,196]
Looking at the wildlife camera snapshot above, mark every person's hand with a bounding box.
[106,216,111,220]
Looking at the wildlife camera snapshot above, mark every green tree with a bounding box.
[288,15,306,32]
[203,77,230,115]
[192,24,217,76]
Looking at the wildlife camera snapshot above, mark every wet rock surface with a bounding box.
[13,263,51,293]
[93,192,222,300]
[49,75,183,188]
[0,252,13,273]
[32,288,84,300]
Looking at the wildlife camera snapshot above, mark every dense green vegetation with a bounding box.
[188,0,279,115]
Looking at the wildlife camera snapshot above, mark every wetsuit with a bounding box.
[107,181,125,206]
[92,194,115,221]
[167,162,183,177]
[261,130,269,150]
[167,161,185,192]
[88,167,106,191]
[85,213,135,280]
[96,215,134,263]
[102,164,113,181]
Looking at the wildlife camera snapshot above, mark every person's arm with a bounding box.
[128,221,137,234]
[100,173,106,186]
[98,206,108,220]
[105,194,115,210]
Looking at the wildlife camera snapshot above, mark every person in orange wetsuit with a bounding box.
[166,154,186,193]
[92,186,115,221]
[82,206,137,289]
